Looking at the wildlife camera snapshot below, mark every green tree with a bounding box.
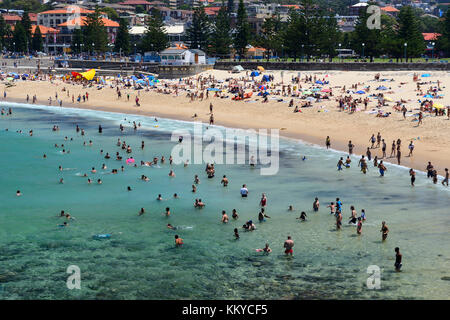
[435,9,450,57]
[21,12,32,52]
[397,6,426,59]
[101,7,120,22]
[282,9,302,60]
[0,15,11,51]
[187,6,211,51]
[71,28,84,54]
[351,3,382,58]
[31,25,43,52]
[115,18,130,55]
[380,14,402,60]
[12,22,28,52]
[141,10,168,53]
[234,0,250,58]
[83,8,109,53]
[210,5,232,57]
[260,13,283,59]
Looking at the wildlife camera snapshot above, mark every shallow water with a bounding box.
[0,102,449,300]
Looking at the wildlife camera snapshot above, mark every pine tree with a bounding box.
[114,18,130,55]
[21,12,32,52]
[71,28,84,54]
[83,8,108,53]
[234,0,249,58]
[351,6,382,58]
[13,22,28,52]
[187,7,210,51]
[227,0,234,14]
[141,10,168,53]
[435,9,449,57]
[282,9,302,60]
[31,25,43,52]
[0,15,10,51]
[397,6,426,59]
[210,5,232,57]
[260,13,283,59]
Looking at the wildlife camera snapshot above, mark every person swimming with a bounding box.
[296,211,307,221]
[256,243,272,253]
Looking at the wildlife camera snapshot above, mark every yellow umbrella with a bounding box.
[80,69,96,81]
[384,96,393,102]
[257,66,265,72]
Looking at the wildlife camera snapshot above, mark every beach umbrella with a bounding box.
[356,90,365,94]
[423,94,433,98]
[302,90,313,95]
[207,88,221,91]
[233,65,244,72]
[257,66,265,72]
[259,85,267,91]
[312,88,321,91]
[262,75,270,82]
[421,73,431,77]
[321,88,331,92]
[433,103,444,109]
[250,71,259,77]
[377,86,388,90]
[384,96,393,102]
[6,77,13,81]
[315,80,324,85]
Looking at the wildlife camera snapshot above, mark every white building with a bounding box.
[159,48,206,65]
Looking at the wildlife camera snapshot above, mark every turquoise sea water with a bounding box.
[0,102,449,300]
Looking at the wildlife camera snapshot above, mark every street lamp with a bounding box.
[404,42,407,62]
[301,44,304,62]
[338,43,341,62]
[362,43,365,59]
[431,42,435,60]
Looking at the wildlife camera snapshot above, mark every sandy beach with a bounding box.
[3,69,450,173]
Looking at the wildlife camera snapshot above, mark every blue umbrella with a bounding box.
[315,80,323,85]
[250,71,259,77]
[262,75,270,82]
[356,90,365,94]
[423,94,433,98]
[207,88,221,91]
[421,73,431,77]
[377,86,388,90]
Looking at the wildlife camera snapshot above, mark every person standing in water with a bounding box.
[313,197,319,212]
[175,235,183,247]
[380,221,389,241]
[348,140,354,155]
[442,168,449,186]
[284,236,294,256]
[325,136,331,149]
[409,168,416,186]
[394,247,402,271]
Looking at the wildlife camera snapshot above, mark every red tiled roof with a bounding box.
[119,0,152,5]
[422,33,441,41]
[40,6,94,15]
[11,24,59,37]
[2,14,22,21]
[59,16,119,28]
[381,6,399,12]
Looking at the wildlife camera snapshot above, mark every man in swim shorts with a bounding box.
[284,236,294,256]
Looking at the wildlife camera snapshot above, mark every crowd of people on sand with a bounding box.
[7,106,438,273]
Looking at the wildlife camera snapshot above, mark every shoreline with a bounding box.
[2,69,449,174]
[2,95,445,175]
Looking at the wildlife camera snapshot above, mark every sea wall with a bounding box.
[214,61,450,71]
